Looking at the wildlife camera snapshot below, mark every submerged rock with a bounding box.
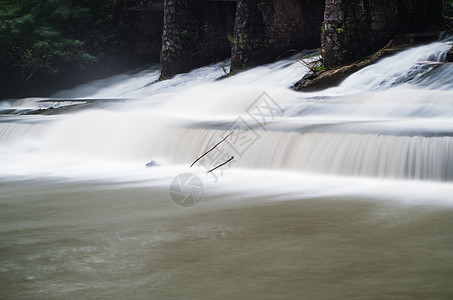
[146,160,159,167]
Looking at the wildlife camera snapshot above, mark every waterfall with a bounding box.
[1,39,452,183]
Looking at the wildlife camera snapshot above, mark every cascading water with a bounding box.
[1,40,452,184]
[2,39,453,300]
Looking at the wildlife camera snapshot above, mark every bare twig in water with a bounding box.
[190,131,234,168]
[299,56,325,73]
[208,156,234,173]
[275,49,300,61]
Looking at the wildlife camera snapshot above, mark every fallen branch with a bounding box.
[208,156,234,173]
[190,131,234,168]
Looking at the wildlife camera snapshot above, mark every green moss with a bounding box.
[227,34,244,46]
[312,64,326,72]
[443,0,453,17]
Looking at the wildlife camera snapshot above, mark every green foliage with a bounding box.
[443,0,453,17]
[227,34,244,46]
[221,63,230,75]
[227,34,235,44]
[176,9,198,43]
[0,0,128,87]
[178,28,197,41]
[299,56,325,73]
[311,64,326,72]
[336,27,345,34]
[161,43,175,54]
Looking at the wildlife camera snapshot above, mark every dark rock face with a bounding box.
[160,0,193,78]
[396,0,444,33]
[127,0,444,77]
[322,0,444,68]
[230,0,265,71]
[160,0,236,79]
[321,0,373,68]
[231,0,325,71]
[160,0,324,75]
[191,2,236,66]
[125,0,164,61]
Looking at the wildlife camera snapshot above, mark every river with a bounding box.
[1,40,453,299]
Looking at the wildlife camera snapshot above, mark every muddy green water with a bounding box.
[1,179,452,299]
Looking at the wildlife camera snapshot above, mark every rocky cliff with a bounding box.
[126,0,445,78]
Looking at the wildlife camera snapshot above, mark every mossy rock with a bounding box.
[293,40,404,92]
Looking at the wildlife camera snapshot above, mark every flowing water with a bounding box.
[1,40,453,299]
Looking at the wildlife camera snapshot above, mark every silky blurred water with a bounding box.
[1,40,453,299]
[1,179,453,300]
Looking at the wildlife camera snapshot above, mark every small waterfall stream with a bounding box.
[2,39,453,300]
[0,40,452,184]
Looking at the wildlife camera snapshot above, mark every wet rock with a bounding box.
[146,160,159,167]
[447,46,453,62]
[294,40,402,92]
[321,0,443,68]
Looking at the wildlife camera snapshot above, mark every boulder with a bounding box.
[294,40,405,92]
